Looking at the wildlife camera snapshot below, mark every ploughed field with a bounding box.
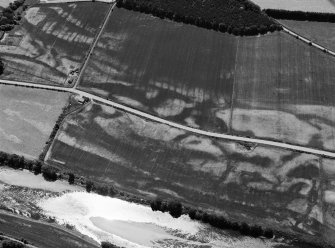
[280,20,335,52]
[249,0,335,13]
[79,8,335,152]
[0,85,68,159]
[46,102,335,246]
[0,2,109,85]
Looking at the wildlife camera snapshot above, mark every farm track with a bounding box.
[1,79,335,158]
[74,2,116,88]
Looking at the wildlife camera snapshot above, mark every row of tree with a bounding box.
[116,0,282,36]
[265,9,335,23]
[39,103,72,161]
[0,0,26,32]
[150,198,274,239]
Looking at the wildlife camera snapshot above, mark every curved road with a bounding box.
[1,79,335,158]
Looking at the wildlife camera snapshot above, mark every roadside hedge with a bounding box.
[265,9,335,23]
[116,0,282,36]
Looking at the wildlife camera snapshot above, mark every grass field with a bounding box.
[79,7,237,133]
[0,212,99,248]
[0,85,68,159]
[280,20,335,52]
[79,8,335,151]
[46,102,334,246]
[0,2,109,85]
[250,0,335,12]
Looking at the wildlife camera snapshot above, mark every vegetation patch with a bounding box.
[0,2,109,85]
[116,0,281,36]
[46,102,329,246]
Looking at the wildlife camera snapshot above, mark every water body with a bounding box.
[38,192,290,248]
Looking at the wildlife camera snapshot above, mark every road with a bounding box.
[280,24,335,56]
[1,79,335,158]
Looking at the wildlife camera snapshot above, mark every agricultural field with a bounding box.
[0,2,109,85]
[46,102,335,246]
[250,0,335,13]
[79,7,237,133]
[231,32,335,151]
[280,20,335,52]
[79,8,335,151]
[0,85,68,159]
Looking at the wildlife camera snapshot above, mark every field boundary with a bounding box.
[1,79,335,158]
[74,2,116,88]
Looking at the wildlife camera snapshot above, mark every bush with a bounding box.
[0,59,4,75]
[86,180,94,192]
[167,201,183,218]
[33,161,42,175]
[150,198,162,211]
[42,166,58,181]
[68,173,75,184]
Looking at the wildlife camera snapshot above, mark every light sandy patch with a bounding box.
[322,158,335,177]
[57,132,128,165]
[309,205,323,223]
[325,190,335,205]
[216,109,231,126]
[277,153,319,179]
[154,98,194,117]
[231,108,318,145]
[94,113,185,142]
[114,95,145,109]
[277,179,312,195]
[3,108,52,135]
[0,167,82,192]
[184,117,199,128]
[145,88,159,100]
[287,198,308,214]
[38,192,202,246]
[25,7,46,26]
[180,135,222,156]
[91,218,177,247]
[188,159,227,177]
[126,114,185,141]
[0,127,22,144]
[153,188,183,199]
[99,104,116,115]
[247,182,273,191]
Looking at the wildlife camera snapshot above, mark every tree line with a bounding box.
[116,0,282,36]
[150,198,274,239]
[0,0,26,32]
[265,9,335,23]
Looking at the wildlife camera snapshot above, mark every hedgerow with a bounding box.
[116,0,282,36]
[265,9,335,23]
